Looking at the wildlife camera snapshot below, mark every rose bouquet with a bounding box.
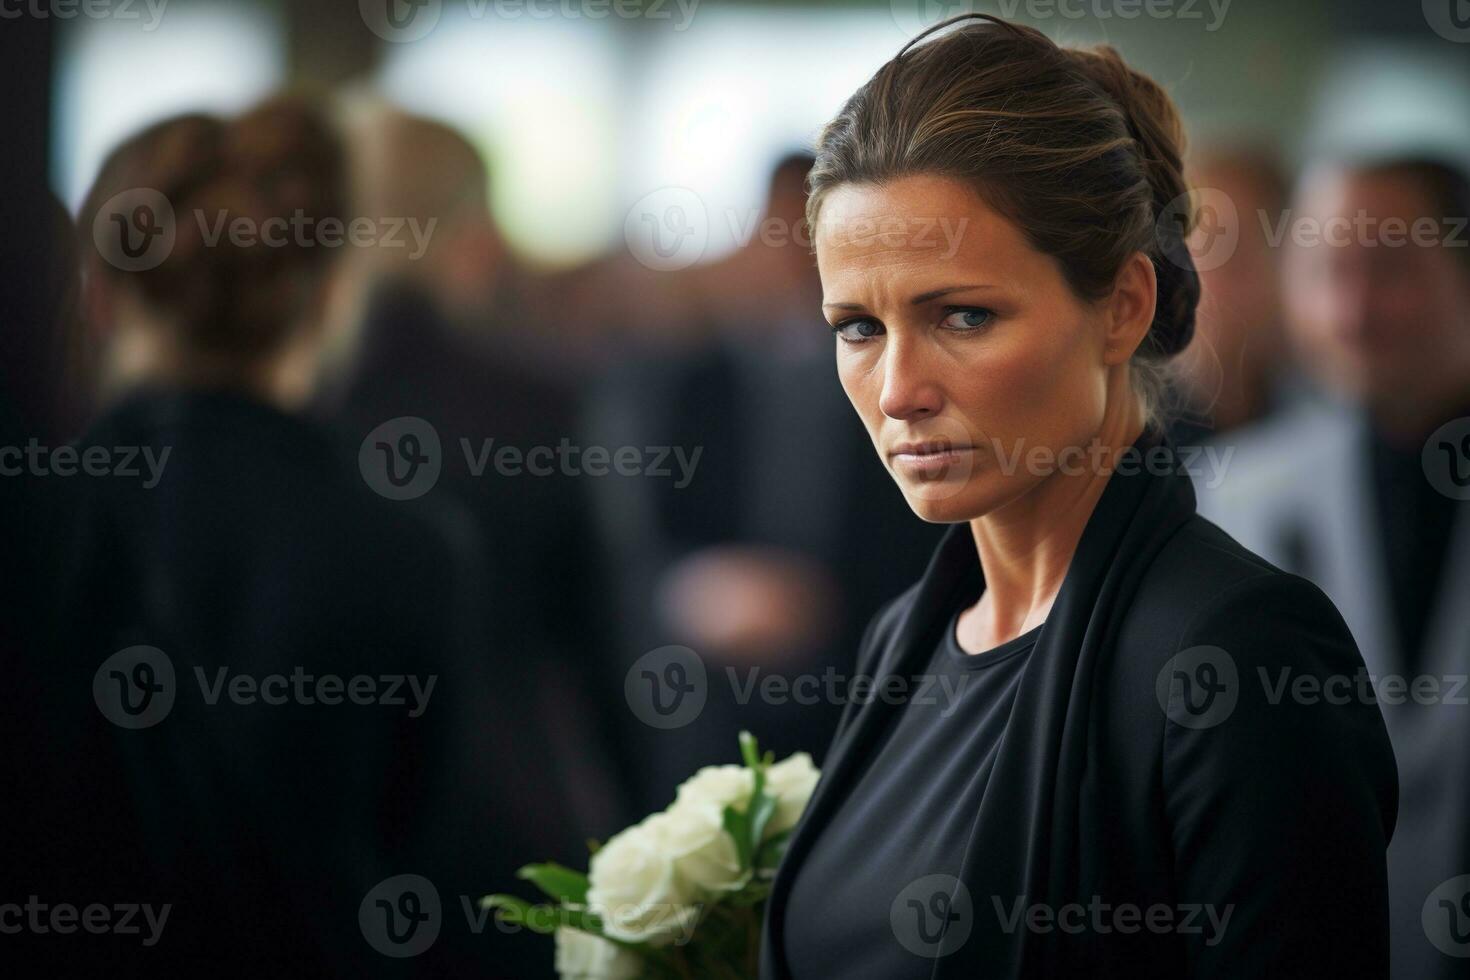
[483,732,819,980]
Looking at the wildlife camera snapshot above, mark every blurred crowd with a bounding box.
[6,76,1470,978]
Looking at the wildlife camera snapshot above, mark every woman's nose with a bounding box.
[877,337,943,421]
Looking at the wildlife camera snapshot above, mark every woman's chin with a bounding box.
[897,480,990,524]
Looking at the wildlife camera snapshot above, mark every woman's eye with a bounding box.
[831,319,883,343]
[941,307,995,331]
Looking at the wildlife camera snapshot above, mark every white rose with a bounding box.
[644,807,744,895]
[762,752,820,838]
[672,764,755,816]
[554,927,643,980]
[587,816,700,946]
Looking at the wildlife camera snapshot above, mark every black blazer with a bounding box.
[761,433,1398,980]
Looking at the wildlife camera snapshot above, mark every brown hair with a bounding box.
[807,14,1200,424]
[82,96,347,362]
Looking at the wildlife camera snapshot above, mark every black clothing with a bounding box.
[44,386,537,977]
[763,428,1398,980]
[784,608,1038,979]
[1365,419,1464,677]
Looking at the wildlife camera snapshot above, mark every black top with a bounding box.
[783,606,1040,978]
[762,428,1398,980]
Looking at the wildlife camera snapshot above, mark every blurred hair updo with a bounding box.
[83,96,347,363]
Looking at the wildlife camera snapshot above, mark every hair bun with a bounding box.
[1067,45,1199,360]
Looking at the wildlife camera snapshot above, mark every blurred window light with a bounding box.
[376,6,623,269]
[1304,43,1470,166]
[625,6,906,262]
[52,0,285,210]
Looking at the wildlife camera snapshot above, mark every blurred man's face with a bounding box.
[1284,168,1470,416]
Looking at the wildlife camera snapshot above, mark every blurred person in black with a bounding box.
[1168,146,1302,446]
[1196,155,1470,979]
[312,107,632,854]
[47,98,550,977]
[589,154,943,812]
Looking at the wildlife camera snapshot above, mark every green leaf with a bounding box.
[738,730,761,771]
[516,862,590,905]
[722,802,753,870]
[747,784,778,849]
[755,829,792,870]
[480,894,605,937]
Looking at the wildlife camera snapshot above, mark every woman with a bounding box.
[761,15,1397,980]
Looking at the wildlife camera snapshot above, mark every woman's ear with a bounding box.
[1102,251,1156,365]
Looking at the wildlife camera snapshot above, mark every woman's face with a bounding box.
[814,174,1143,523]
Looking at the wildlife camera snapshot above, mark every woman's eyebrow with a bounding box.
[823,284,997,312]
[909,284,995,304]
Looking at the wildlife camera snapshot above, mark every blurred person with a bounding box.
[589,151,944,812]
[1169,146,1298,445]
[764,17,1395,979]
[48,98,537,977]
[1196,155,1470,980]
[313,108,634,884]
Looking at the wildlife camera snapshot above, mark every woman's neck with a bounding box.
[959,398,1145,652]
